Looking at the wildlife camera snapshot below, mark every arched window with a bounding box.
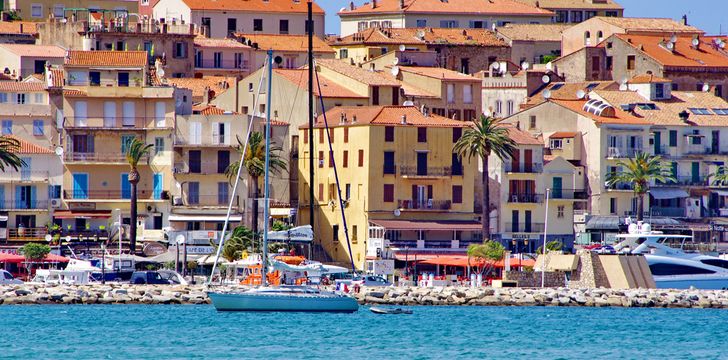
[584,31,591,46]
[597,31,604,42]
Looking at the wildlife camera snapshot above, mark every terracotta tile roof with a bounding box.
[628,74,672,84]
[168,76,234,102]
[26,73,44,82]
[192,104,237,115]
[515,0,622,10]
[181,0,324,13]
[270,119,290,126]
[593,90,728,127]
[0,81,46,92]
[234,34,334,53]
[0,21,37,35]
[2,135,53,154]
[339,0,553,16]
[194,37,251,49]
[62,89,87,97]
[304,106,468,128]
[616,34,728,69]
[330,27,506,47]
[550,98,650,125]
[496,23,571,42]
[596,17,702,34]
[315,59,401,86]
[503,123,542,145]
[65,51,147,67]
[526,81,618,106]
[49,69,64,88]
[0,44,65,58]
[549,131,577,139]
[274,69,368,98]
[400,82,438,98]
[399,66,479,81]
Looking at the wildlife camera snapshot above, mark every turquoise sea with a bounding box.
[1,305,727,359]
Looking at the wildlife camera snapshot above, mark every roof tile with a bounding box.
[0,81,46,92]
[514,0,622,10]
[0,44,65,58]
[275,69,368,98]
[331,27,507,47]
[399,66,480,81]
[234,33,334,53]
[194,37,251,49]
[65,51,147,67]
[2,135,53,154]
[496,23,571,42]
[181,0,324,13]
[616,34,728,68]
[305,106,469,128]
[0,21,37,35]
[339,0,553,16]
[168,76,235,102]
[315,59,401,86]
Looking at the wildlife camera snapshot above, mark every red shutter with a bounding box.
[383,184,394,202]
[304,130,308,143]
[328,150,334,167]
[427,185,433,200]
[318,151,323,168]
[511,149,520,172]
[319,128,324,143]
[344,127,349,143]
[343,150,348,167]
[318,183,323,200]
[358,149,364,167]
[524,149,532,172]
[329,128,334,143]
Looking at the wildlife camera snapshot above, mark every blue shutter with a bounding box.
[0,185,4,209]
[15,186,22,209]
[20,157,30,181]
[30,186,36,209]
[153,173,162,200]
[121,173,131,199]
[72,173,88,199]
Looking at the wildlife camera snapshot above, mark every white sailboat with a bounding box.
[206,20,359,311]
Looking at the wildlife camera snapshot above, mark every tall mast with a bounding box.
[262,50,274,287]
[307,0,315,235]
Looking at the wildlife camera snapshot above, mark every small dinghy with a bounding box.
[370,307,413,315]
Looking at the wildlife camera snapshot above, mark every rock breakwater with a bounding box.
[0,283,212,305]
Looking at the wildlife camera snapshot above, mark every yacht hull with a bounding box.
[654,277,728,290]
[208,289,359,312]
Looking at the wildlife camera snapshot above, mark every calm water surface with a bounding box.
[1,305,726,359]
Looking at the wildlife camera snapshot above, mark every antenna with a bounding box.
[702,83,710,92]
[521,61,530,70]
[541,74,550,84]
[398,44,405,51]
[391,65,399,76]
[576,89,586,99]
[543,90,552,99]
[393,57,399,65]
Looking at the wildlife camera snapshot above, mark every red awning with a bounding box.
[418,255,536,268]
[369,219,482,231]
[392,252,465,261]
[53,210,112,219]
[43,253,70,262]
[0,253,24,263]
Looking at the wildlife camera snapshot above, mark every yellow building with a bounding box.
[12,0,138,21]
[298,105,480,270]
[60,50,175,243]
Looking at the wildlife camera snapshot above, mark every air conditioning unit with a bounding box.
[173,197,183,206]
[50,199,62,208]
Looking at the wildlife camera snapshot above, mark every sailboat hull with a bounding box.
[208,288,359,312]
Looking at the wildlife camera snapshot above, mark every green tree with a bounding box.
[271,220,291,231]
[18,243,51,277]
[225,133,287,241]
[536,240,563,255]
[454,115,515,239]
[467,240,505,277]
[712,167,728,187]
[0,136,25,172]
[124,137,153,253]
[605,152,674,221]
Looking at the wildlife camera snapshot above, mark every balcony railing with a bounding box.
[549,189,588,200]
[607,147,642,158]
[397,199,452,210]
[173,162,227,175]
[0,200,49,210]
[650,207,686,217]
[607,182,634,191]
[654,175,710,187]
[65,152,149,164]
[1,170,51,182]
[64,117,173,130]
[7,227,48,241]
[195,59,250,70]
[175,195,236,207]
[503,162,543,173]
[507,193,544,203]
[504,223,546,233]
[399,166,452,177]
[64,190,156,200]
[173,133,233,147]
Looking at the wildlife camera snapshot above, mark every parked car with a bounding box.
[352,275,391,287]
[0,270,23,284]
[157,270,188,285]
[593,245,616,254]
[130,271,171,285]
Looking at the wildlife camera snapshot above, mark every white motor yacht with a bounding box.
[613,222,728,290]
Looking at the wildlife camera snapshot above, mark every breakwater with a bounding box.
[2,284,728,308]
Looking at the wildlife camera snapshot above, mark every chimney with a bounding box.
[681,14,688,26]
[679,110,690,122]
[401,114,407,124]
[350,1,355,10]
[371,0,376,9]
[352,115,357,123]
[399,0,404,9]
[19,23,23,33]
[202,86,210,104]
[340,112,347,124]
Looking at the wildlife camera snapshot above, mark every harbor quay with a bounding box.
[2,283,728,309]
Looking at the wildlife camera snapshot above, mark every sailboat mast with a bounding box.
[262,49,274,287]
[307,0,315,235]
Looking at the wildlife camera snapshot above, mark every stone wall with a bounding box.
[503,271,566,287]
[568,250,610,289]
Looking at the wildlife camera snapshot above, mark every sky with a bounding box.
[319,0,728,35]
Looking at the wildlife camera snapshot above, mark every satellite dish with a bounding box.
[521,61,530,70]
[398,44,406,51]
[692,37,700,46]
[492,62,500,70]
[667,42,674,50]
[391,65,399,76]
[619,83,628,91]
[546,62,553,71]
[721,42,726,49]
[576,90,586,99]
[702,83,710,92]
[54,146,64,156]
[65,236,71,243]
[402,100,414,106]
[416,30,425,39]
[394,209,401,217]
[670,34,677,43]
[491,23,497,31]
[339,7,346,12]
[393,57,399,65]
[45,234,52,242]
[543,90,552,99]
[541,74,550,84]
[175,234,186,245]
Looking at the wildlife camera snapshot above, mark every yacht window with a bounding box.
[636,237,647,245]
[649,263,715,276]
[699,259,728,270]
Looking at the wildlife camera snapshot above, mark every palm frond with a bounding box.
[124,137,153,168]
[453,115,516,161]
[0,136,25,172]
[605,152,675,194]
[225,132,288,184]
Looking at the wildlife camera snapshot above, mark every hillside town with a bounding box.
[0,0,728,286]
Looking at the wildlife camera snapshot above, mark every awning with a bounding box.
[418,255,535,268]
[714,190,728,196]
[53,210,112,219]
[393,252,462,261]
[168,214,242,222]
[650,188,689,200]
[270,208,293,217]
[0,253,69,263]
[370,219,482,231]
[0,215,7,222]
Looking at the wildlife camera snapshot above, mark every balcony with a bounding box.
[507,193,544,203]
[397,199,452,211]
[650,207,686,217]
[174,195,237,208]
[399,166,452,178]
[1,170,51,182]
[607,147,642,158]
[63,190,157,200]
[195,59,250,71]
[503,222,546,233]
[64,152,149,164]
[606,182,634,191]
[173,134,233,148]
[0,200,49,210]
[66,81,175,98]
[173,162,227,175]
[549,189,588,200]
[654,175,709,187]
[0,103,51,117]
[63,117,174,130]
[7,227,48,242]
[503,162,543,173]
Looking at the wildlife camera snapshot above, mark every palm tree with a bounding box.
[712,166,728,187]
[0,136,25,172]
[125,138,153,253]
[606,152,674,221]
[225,132,287,242]
[453,115,516,240]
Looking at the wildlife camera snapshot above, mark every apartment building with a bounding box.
[298,106,478,269]
[0,81,57,147]
[396,66,482,120]
[495,24,569,65]
[167,76,235,104]
[193,37,252,77]
[232,33,335,70]
[0,44,65,78]
[515,0,623,24]
[337,0,553,37]
[152,0,325,38]
[59,50,176,243]
[0,21,38,44]
[11,0,138,21]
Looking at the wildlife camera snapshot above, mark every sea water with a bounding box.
[1,305,727,359]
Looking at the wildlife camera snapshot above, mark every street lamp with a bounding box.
[176,234,186,278]
[101,241,106,284]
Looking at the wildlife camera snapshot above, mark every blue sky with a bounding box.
[319,0,728,35]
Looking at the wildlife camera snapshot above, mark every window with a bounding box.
[669,130,677,147]
[637,103,657,110]
[253,19,263,32]
[279,19,289,34]
[689,108,712,115]
[303,129,308,143]
[213,52,222,68]
[31,4,43,17]
[452,127,462,142]
[447,83,455,104]
[606,56,613,70]
[345,184,351,200]
[318,151,324,168]
[34,93,43,104]
[49,185,61,199]
[33,120,43,136]
[495,100,502,115]
[585,11,597,20]
[352,225,358,243]
[328,150,334,167]
[383,184,394,202]
[372,86,379,105]
[383,151,395,174]
[332,225,339,242]
[358,21,368,32]
[557,205,565,218]
[417,127,427,142]
[571,11,583,23]
[452,153,463,176]
[318,183,324,200]
[627,55,636,70]
[691,130,702,145]
[555,10,568,23]
[2,120,11,135]
[319,128,324,143]
[529,116,536,129]
[506,100,514,116]
[469,20,484,29]
[655,83,665,99]
[416,19,427,27]
[605,11,618,17]
[609,198,617,214]
[53,4,64,17]
[0,93,6,103]
[339,49,348,59]
[328,184,337,200]
[154,137,164,154]
[226,18,237,34]
[712,108,728,115]
[381,21,392,28]
[16,93,26,104]
[452,185,463,204]
[328,128,334,143]
[385,126,394,142]
[650,263,715,276]
[343,150,348,167]
[584,31,591,46]
[344,127,349,143]
[464,110,476,121]
[716,85,723,98]
[591,56,600,71]
[358,150,364,167]
[550,139,563,149]
[463,84,472,104]
[597,31,604,42]
[174,42,188,58]
[439,20,458,28]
